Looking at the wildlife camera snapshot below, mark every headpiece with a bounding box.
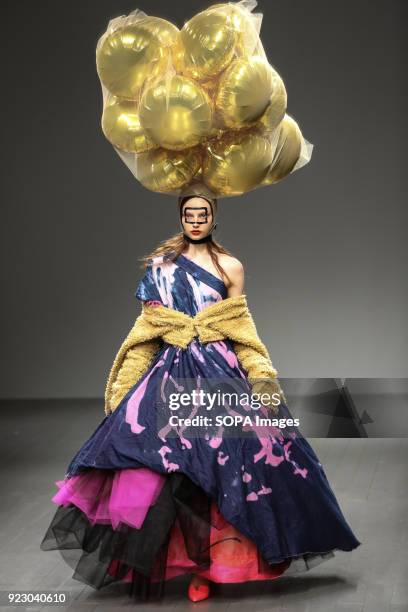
[96,0,314,200]
[178,181,218,241]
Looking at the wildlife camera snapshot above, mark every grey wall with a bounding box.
[1,0,407,399]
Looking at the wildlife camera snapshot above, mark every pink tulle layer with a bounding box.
[52,467,290,584]
[53,467,165,530]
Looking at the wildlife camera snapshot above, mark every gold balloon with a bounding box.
[96,22,174,99]
[202,130,274,195]
[210,3,261,58]
[173,7,238,81]
[216,56,276,129]
[262,115,302,185]
[136,146,202,193]
[101,98,155,153]
[257,74,288,132]
[139,75,213,151]
[137,16,179,47]
[96,6,313,195]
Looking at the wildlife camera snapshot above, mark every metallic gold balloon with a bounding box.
[139,75,213,151]
[136,146,202,193]
[137,16,179,47]
[101,97,155,153]
[216,56,276,128]
[173,7,238,81]
[202,130,274,195]
[262,115,302,185]
[210,3,261,58]
[96,21,175,99]
[257,73,288,132]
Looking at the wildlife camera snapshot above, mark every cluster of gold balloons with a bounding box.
[96,3,313,197]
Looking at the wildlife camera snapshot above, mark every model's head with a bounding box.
[179,194,218,243]
[141,181,232,285]
[178,181,218,244]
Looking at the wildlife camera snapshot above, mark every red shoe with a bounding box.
[188,579,210,602]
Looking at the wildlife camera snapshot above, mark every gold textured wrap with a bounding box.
[104,294,283,416]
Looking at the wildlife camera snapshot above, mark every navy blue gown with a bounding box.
[41,252,361,599]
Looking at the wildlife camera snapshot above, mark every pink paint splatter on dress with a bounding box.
[160,371,169,400]
[168,374,184,392]
[253,437,285,468]
[158,446,180,472]
[209,425,224,448]
[158,376,202,446]
[246,491,258,501]
[293,466,308,478]
[212,341,241,369]
[284,440,308,478]
[190,340,206,363]
[217,451,229,465]
[150,257,177,308]
[284,440,292,461]
[126,358,165,434]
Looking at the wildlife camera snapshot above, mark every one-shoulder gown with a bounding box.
[40,253,361,600]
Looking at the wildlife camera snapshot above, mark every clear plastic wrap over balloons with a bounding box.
[96,1,314,198]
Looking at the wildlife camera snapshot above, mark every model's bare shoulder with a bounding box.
[218,254,245,293]
[218,254,244,274]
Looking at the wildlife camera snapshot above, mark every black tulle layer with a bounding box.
[40,470,346,602]
[40,472,218,601]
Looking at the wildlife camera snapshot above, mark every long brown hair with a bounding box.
[139,210,234,288]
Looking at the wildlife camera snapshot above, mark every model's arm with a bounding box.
[224,257,245,297]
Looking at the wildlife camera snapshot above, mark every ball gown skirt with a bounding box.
[40,253,361,601]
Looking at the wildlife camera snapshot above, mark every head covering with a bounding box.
[178,181,218,233]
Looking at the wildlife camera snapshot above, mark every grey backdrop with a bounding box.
[1,0,407,399]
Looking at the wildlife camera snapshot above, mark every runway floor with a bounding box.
[0,400,407,611]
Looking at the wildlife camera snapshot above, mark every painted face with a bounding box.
[181,196,214,240]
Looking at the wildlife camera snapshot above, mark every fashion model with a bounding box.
[40,181,362,602]
[40,1,362,601]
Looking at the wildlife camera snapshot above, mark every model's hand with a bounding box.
[250,378,283,416]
